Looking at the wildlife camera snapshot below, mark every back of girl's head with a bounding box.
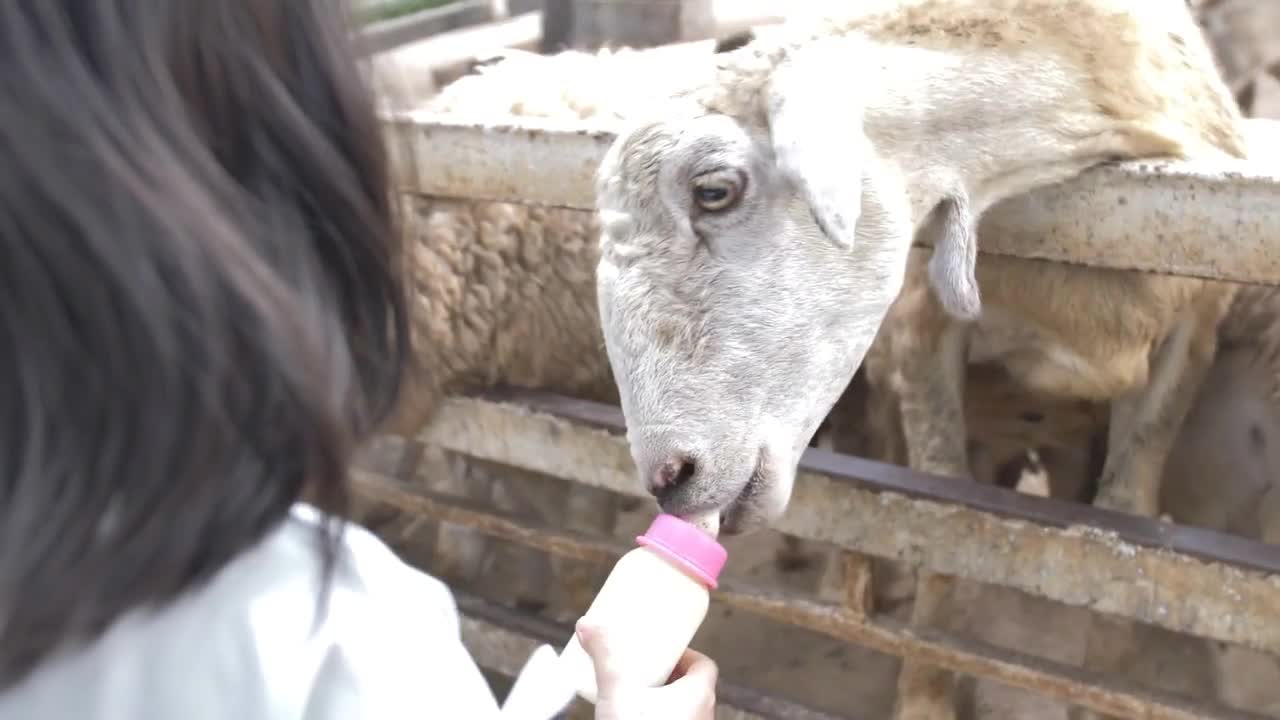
[0,0,409,688]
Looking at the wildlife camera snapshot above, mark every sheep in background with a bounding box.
[591,2,1247,718]
[390,41,732,129]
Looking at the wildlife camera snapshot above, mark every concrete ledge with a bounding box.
[385,111,1280,286]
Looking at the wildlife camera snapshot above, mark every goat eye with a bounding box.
[691,170,742,212]
[696,186,729,204]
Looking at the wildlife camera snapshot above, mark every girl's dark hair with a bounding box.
[0,0,409,689]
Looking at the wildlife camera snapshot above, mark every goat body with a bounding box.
[592,3,1248,719]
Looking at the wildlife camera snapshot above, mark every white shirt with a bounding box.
[0,504,576,720]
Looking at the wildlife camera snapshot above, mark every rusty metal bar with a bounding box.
[841,552,875,619]
[355,470,1262,719]
[383,111,1280,286]
[404,390,1280,662]
[452,590,851,719]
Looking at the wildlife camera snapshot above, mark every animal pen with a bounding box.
[355,107,1280,718]
[353,8,1280,720]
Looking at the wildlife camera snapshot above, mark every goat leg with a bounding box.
[887,284,971,720]
[1094,290,1231,515]
[1077,288,1232,720]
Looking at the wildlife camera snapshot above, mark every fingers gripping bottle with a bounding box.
[557,513,727,704]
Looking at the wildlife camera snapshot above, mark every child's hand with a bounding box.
[576,618,717,720]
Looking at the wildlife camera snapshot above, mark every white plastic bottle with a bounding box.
[556,513,727,704]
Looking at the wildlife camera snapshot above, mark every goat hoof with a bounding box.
[1091,484,1136,515]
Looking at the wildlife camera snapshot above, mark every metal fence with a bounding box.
[365,104,1280,719]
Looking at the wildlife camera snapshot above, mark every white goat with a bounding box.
[373,40,860,604]
[592,2,1246,718]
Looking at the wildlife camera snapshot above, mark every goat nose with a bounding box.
[647,456,697,498]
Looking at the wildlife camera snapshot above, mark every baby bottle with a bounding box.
[557,512,727,704]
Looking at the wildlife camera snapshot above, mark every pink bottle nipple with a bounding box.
[634,514,729,589]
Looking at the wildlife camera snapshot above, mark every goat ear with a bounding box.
[765,44,866,250]
[924,194,983,320]
[766,41,982,320]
